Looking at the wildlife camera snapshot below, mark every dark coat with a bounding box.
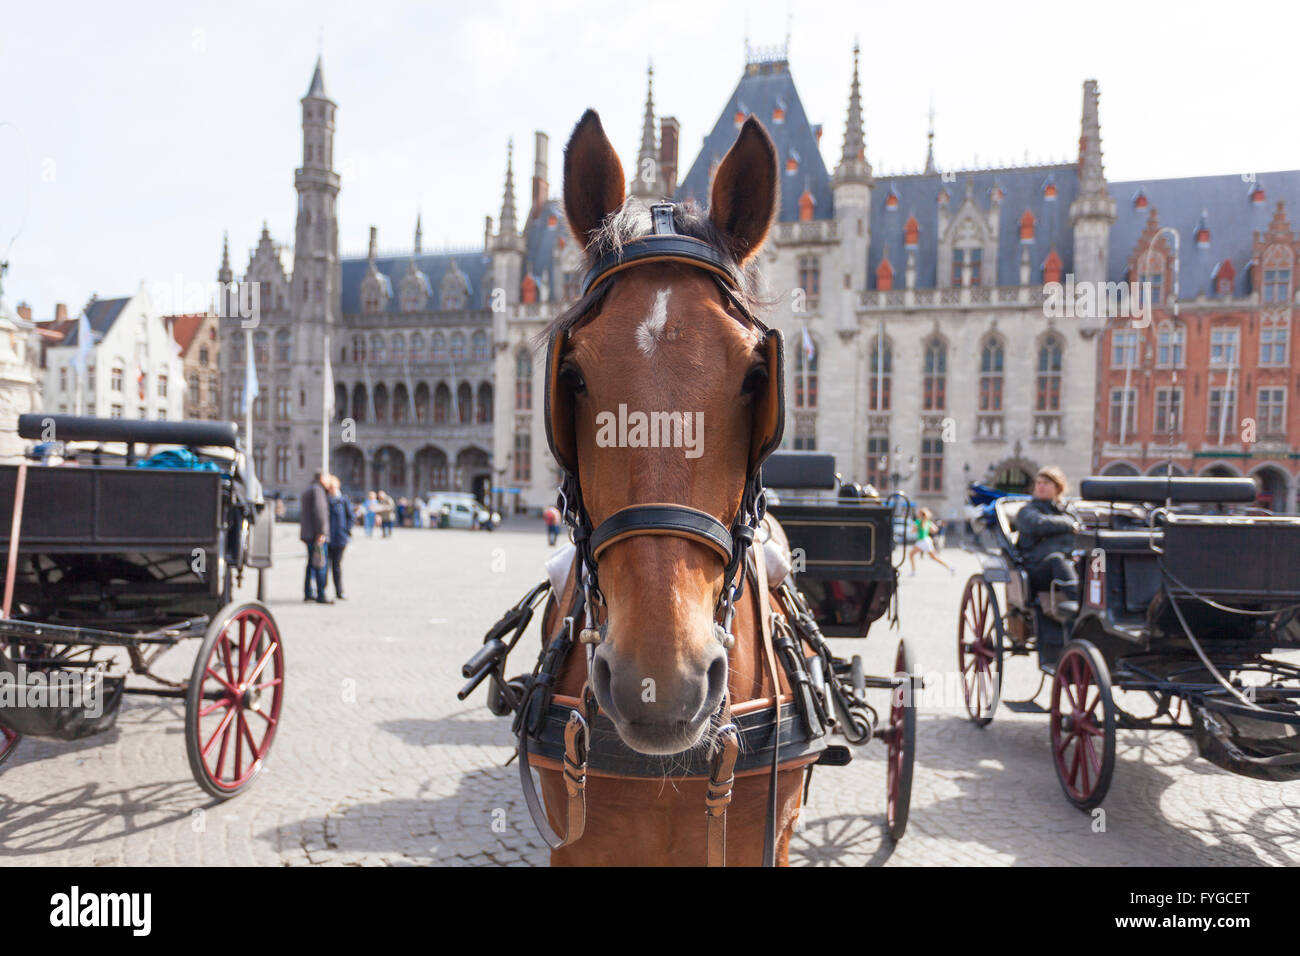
[1015,498,1077,565]
[299,481,330,543]
[328,494,353,549]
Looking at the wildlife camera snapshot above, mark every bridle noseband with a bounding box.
[544,202,786,641]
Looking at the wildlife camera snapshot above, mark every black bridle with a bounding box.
[544,202,785,639]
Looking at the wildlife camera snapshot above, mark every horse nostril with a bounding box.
[591,653,615,713]
[706,653,728,707]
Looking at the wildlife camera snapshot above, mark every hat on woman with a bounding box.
[1036,466,1068,497]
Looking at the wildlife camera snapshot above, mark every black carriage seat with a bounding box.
[992,499,1036,612]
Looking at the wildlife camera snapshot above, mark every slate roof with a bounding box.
[675,59,832,223]
[340,252,493,313]
[868,166,1078,289]
[1107,171,1300,296]
[523,200,568,290]
[61,296,130,347]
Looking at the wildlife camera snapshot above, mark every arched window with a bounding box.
[923,338,946,411]
[472,330,489,362]
[794,337,818,409]
[335,384,348,422]
[457,382,473,424]
[351,384,368,423]
[275,329,291,362]
[433,383,451,424]
[351,334,366,363]
[515,350,532,410]
[393,383,410,423]
[450,332,466,362]
[373,383,389,423]
[371,334,386,363]
[431,333,447,362]
[979,338,1004,412]
[410,332,425,362]
[476,383,493,423]
[414,383,430,423]
[868,337,891,411]
[391,333,405,363]
[231,336,245,363]
[254,331,269,365]
[1036,336,1063,411]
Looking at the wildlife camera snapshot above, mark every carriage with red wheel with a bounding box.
[0,414,283,798]
[958,474,1300,810]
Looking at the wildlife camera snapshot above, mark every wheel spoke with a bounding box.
[205,667,238,696]
[212,714,234,780]
[202,705,238,759]
[244,640,278,688]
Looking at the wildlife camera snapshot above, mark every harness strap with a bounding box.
[705,724,740,867]
[517,582,589,851]
[751,548,782,868]
[590,503,733,564]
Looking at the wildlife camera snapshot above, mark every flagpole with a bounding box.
[244,328,254,464]
[322,334,331,475]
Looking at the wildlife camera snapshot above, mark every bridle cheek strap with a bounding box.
[589,504,734,565]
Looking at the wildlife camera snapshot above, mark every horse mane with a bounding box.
[533,197,773,350]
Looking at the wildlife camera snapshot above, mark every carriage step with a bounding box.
[817,745,853,766]
[1004,701,1048,714]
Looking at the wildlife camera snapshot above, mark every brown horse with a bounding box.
[528,110,814,866]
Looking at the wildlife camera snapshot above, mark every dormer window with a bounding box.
[1263,267,1292,303]
[798,189,815,222]
[952,248,982,286]
[772,100,786,123]
[904,216,919,248]
[1133,189,1148,209]
[1251,184,1266,205]
[1214,259,1235,296]
[1019,209,1035,243]
[786,150,799,174]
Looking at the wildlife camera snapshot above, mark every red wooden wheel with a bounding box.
[0,723,19,768]
[185,602,284,799]
[1049,640,1116,811]
[957,575,1003,726]
[886,638,916,842]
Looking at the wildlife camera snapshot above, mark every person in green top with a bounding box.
[908,506,955,576]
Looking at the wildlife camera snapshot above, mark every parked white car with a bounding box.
[424,493,499,530]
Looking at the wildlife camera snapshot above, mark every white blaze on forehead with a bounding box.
[635,288,671,355]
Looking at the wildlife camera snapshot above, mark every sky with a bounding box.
[2,0,1299,316]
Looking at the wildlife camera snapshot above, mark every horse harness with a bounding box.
[487,204,831,864]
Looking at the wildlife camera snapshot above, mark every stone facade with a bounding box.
[168,310,222,420]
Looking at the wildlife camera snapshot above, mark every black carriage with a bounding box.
[959,474,1300,809]
[0,414,284,798]
[763,451,917,841]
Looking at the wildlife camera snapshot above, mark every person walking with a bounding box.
[908,506,955,576]
[543,504,561,546]
[412,495,425,528]
[326,474,352,601]
[300,471,332,603]
[379,490,396,537]
[363,491,377,537]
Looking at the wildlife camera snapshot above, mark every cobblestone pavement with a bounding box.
[2,521,1298,866]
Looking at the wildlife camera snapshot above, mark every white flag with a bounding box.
[242,335,259,416]
[323,339,335,420]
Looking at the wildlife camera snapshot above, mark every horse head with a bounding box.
[546,109,782,755]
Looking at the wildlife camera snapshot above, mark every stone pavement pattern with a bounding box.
[2,522,1298,866]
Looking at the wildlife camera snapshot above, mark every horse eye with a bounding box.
[560,365,587,396]
[741,365,768,396]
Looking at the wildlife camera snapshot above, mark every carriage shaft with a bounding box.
[0,615,209,648]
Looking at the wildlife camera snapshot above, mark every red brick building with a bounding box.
[1096,185,1299,512]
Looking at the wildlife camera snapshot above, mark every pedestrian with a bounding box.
[412,495,425,528]
[326,474,352,601]
[379,490,396,537]
[908,506,955,576]
[363,491,377,536]
[397,497,408,526]
[543,504,561,546]
[300,470,332,604]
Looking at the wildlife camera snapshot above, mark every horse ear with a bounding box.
[563,110,626,252]
[708,116,778,264]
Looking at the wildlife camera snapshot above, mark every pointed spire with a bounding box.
[841,44,865,164]
[368,226,378,263]
[218,232,233,285]
[832,44,872,187]
[1078,79,1106,194]
[1070,79,1116,229]
[631,63,662,200]
[414,213,423,255]
[924,99,937,175]
[499,140,517,235]
[306,56,327,98]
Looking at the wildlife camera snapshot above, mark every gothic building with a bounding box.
[225,51,1297,517]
